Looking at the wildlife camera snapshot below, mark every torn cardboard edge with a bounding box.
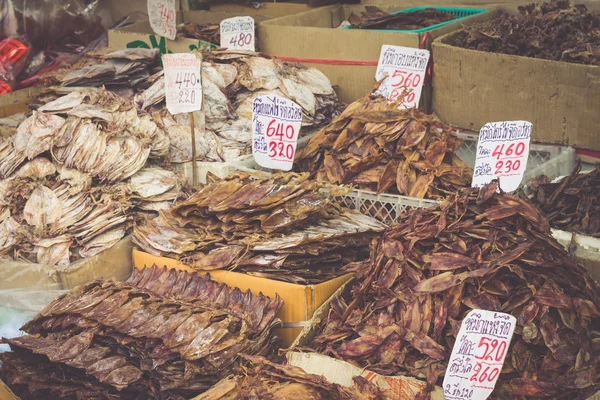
[132,249,353,346]
[288,281,445,400]
[0,237,134,291]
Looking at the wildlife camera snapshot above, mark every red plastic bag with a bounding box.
[0,36,30,88]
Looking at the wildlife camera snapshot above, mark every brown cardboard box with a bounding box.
[107,7,303,55]
[288,281,445,400]
[0,237,134,291]
[133,249,352,346]
[258,5,494,103]
[208,3,313,17]
[432,21,600,151]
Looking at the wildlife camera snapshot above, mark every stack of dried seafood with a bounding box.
[304,182,600,399]
[0,265,282,400]
[134,172,385,284]
[44,48,162,89]
[0,88,186,266]
[449,1,600,65]
[135,49,343,162]
[198,355,384,399]
[295,93,472,198]
[178,22,221,45]
[348,6,454,30]
[528,162,600,237]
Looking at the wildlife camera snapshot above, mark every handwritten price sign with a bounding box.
[472,121,532,193]
[163,54,202,115]
[443,310,516,400]
[220,17,255,51]
[252,95,302,171]
[148,0,176,40]
[375,45,430,109]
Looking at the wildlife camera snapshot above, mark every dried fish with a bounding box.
[528,162,600,237]
[304,182,600,399]
[1,266,283,399]
[295,91,472,198]
[348,6,453,30]
[134,172,385,283]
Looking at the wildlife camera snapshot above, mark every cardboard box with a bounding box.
[107,8,297,55]
[432,22,600,151]
[288,281,445,400]
[0,237,134,291]
[259,5,493,104]
[133,249,353,346]
[208,3,313,17]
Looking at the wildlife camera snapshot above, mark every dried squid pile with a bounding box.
[0,265,282,400]
[134,172,385,284]
[0,87,186,266]
[136,49,343,163]
[295,92,473,199]
[305,182,600,399]
[528,162,600,237]
[198,355,384,400]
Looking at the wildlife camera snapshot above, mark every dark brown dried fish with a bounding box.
[295,92,472,199]
[348,6,454,30]
[304,182,600,399]
[528,162,600,237]
[0,265,283,399]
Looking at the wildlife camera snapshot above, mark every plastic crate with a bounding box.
[342,6,486,33]
[337,132,575,225]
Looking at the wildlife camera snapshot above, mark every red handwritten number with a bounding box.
[285,125,295,139]
[495,160,521,175]
[266,120,276,137]
[471,362,500,383]
[470,363,481,381]
[268,141,294,160]
[515,142,525,156]
[492,144,504,159]
[492,141,526,159]
[496,340,507,361]
[268,142,277,158]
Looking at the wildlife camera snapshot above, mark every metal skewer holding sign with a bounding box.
[163,53,203,186]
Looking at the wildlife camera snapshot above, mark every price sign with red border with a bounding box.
[374,45,430,109]
[252,95,302,171]
[472,121,532,193]
[163,54,202,115]
[148,0,176,40]
[220,16,255,51]
[443,310,516,400]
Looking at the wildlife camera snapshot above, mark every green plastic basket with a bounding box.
[343,6,486,33]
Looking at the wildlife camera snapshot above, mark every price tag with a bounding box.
[220,17,255,51]
[472,121,532,193]
[163,54,202,115]
[443,310,516,400]
[252,95,302,171]
[374,45,430,109]
[148,0,176,40]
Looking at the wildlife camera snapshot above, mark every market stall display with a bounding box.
[295,91,473,199]
[302,181,600,399]
[134,171,385,284]
[0,265,282,399]
[528,162,600,237]
[178,22,220,45]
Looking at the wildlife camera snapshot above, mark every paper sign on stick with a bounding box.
[472,121,532,192]
[162,53,202,115]
[375,45,430,109]
[443,310,516,400]
[252,95,302,171]
[148,0,177,40]
[220,17,255,51]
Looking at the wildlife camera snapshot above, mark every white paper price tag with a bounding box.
[220,16,255,51]
[252,95,302,171]
[375,45,430,109]
[163,54,202,115]
[443,310,516,400]
[147,0,176,40]
[472,121,532,193]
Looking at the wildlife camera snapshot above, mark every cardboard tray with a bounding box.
[133,249,352,346]
[288,281,445,400]
[259,5,495,104]
[432,11,600,151]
